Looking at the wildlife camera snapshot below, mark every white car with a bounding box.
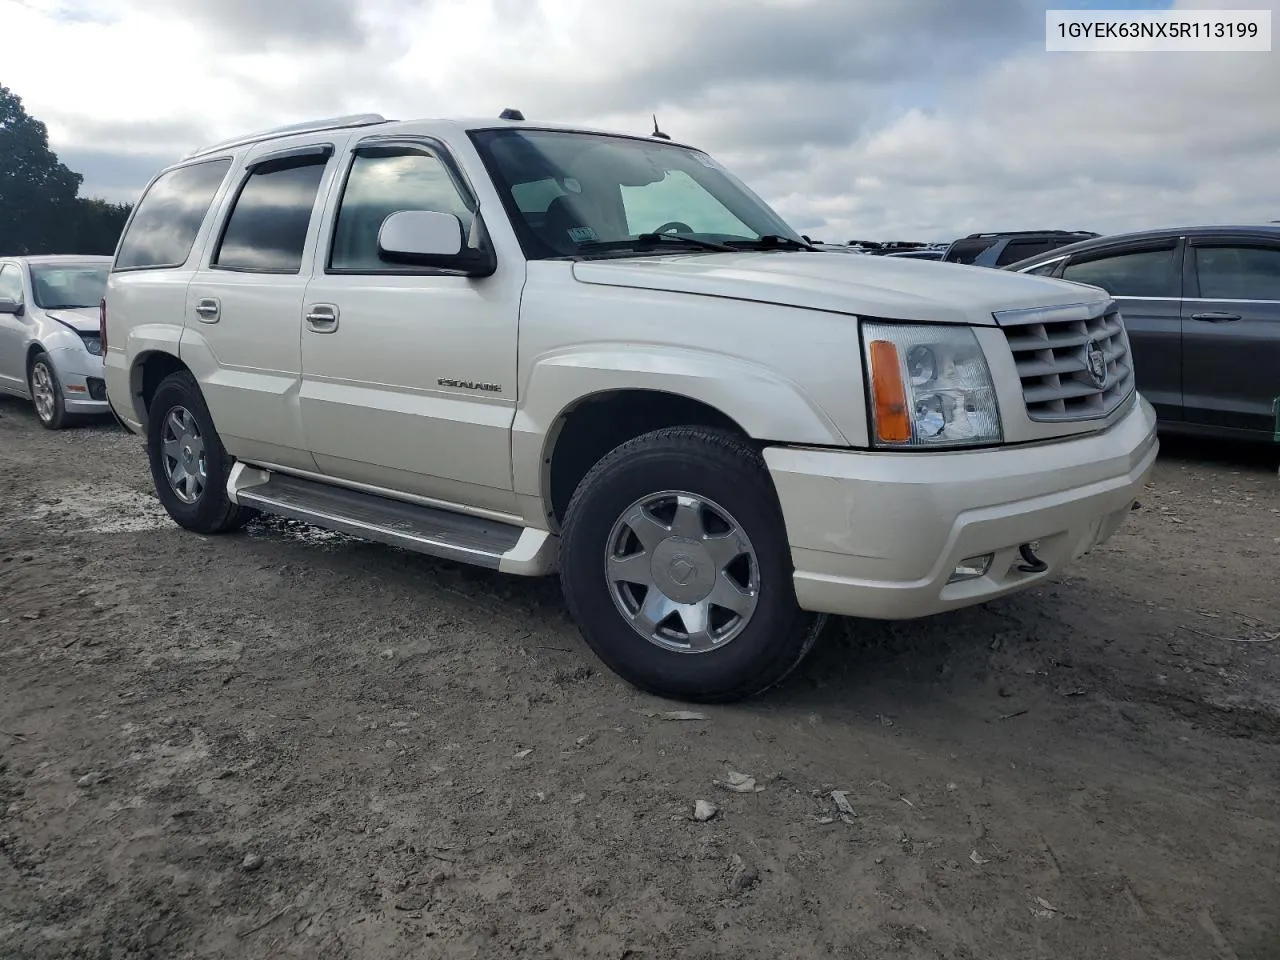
[103,112,1157,702]
[0,255,112,429]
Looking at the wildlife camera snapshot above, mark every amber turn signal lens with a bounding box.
[868,339,911,443]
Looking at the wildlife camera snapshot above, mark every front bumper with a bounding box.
[764,395,1158,620]
[65,394,110,415]
[50,346,110,415]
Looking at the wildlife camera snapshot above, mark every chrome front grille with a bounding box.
[994,301,1134,422]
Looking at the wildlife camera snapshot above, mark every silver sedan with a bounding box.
[0,255,112,429]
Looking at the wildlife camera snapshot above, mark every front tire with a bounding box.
[146,370,254,534]
[560,426,825,703]
[29,353,70,430]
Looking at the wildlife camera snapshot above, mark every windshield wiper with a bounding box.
[574,233,736,255]
[41,303,94,310]
[636,233,736,252]
[725,235,816,252]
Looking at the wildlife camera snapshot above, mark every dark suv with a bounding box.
[1004,224,1280,444]
[943,230,1100,268]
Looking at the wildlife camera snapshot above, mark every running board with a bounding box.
[226,464,557,575]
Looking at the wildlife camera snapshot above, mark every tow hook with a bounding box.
[1016,541,1049,574]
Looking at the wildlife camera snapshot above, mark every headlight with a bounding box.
[862,322,1002,448]
[81,335,102,356]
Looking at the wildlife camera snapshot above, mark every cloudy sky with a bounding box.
[4,0,1277,242]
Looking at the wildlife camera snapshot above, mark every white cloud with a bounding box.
[4,0,1278,239]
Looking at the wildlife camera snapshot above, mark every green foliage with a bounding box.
[1,84,134,256]
[67,196,135,255]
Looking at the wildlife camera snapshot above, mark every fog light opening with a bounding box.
[948,553,993,584]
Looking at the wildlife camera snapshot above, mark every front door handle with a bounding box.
[304,303,340,333]
[1191,312,1241,323]
[194,298,220,323]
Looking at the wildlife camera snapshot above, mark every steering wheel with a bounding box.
[650,221,694,235]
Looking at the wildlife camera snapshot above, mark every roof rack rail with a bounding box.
[961,229,1098,239]
[183,113,389,160]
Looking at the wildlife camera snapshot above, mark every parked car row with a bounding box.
[813,234,1095,264]
[941,230,1100,267]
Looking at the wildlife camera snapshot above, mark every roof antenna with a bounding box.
[651,114,670,140]
[499,107,525,121]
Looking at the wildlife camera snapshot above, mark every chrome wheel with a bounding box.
[605,490,760,654]
[31,362,56,423]
[160,405,207,504]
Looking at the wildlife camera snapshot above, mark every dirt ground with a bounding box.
[1,396,1278,960]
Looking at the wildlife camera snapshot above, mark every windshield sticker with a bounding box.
[562,177,582,194]
[694,152,719,169]
[568,226,598,243]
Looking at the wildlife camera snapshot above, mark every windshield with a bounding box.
[470,129,805,259]
[30,264,109,309]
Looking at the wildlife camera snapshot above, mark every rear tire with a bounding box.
[560,426,824,703]
[146,370,255,534]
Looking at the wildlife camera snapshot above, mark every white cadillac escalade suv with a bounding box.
[102,111,1158,702]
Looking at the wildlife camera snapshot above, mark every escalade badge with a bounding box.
[1083,339,1108,389]
[438,378,502,393]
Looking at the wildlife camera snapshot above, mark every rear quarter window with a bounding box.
[996,238,1068,267]
[115,159,232,270]
[944,238,996,264]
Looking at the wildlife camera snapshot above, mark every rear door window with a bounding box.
[115,159,232,270]
[1061,245,1180,297]
[213,155,329,273]
[1192,244,1280,301]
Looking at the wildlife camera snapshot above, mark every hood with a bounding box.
[571,251,1105,325]
[44,307,101,333]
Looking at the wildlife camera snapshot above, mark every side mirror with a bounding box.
[0,297,23,316]
[377,210,497,277]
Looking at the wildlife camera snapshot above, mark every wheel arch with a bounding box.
[515,349,849,531]
[25,342,49,378]
[131,349,192,424]
[537,388,763,531]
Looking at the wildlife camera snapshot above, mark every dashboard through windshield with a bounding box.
[470,128,805,260]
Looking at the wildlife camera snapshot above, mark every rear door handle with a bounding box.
[1190,312,1241,323]
[194,298,220,323]
[304,303,340,333]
